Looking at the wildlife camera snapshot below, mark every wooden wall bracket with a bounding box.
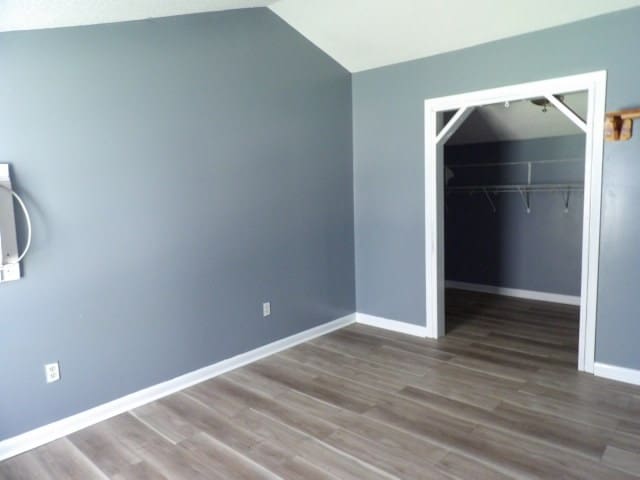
[605,108,640,141]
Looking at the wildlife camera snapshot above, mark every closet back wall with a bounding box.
[445,135,585,296]
[0,8,354,441]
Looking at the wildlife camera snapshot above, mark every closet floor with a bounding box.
[2,290,640,479]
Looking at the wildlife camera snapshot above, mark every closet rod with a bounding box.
[446,184,583,213]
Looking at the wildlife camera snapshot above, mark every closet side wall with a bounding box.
[444,135,585,296]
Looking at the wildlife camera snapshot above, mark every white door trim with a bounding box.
[424,71,607,373]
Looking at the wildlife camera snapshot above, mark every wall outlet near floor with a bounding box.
[44,362,60,383]
[262,302,271,317]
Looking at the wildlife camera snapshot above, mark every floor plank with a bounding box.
[603,446,640,476]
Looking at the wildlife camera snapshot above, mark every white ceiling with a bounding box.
[0,0,277,33]
[271,0,640,71]
[2,1,640,72]
[448,92,587,145]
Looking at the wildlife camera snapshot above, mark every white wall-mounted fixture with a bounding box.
[0,164,32,283]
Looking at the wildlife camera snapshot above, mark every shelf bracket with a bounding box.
[483,188,496,213]
[605,108,640,141]
[562,189,571,213]
[518,187,531,214]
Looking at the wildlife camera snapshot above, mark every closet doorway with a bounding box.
[424,72,606,373]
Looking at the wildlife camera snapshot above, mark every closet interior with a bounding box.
[442,92,587,365]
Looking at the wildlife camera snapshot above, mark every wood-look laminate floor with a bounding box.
[3,290,640,479]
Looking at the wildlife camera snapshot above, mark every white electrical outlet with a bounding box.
[44,362,60,383]
[262,302,271,317]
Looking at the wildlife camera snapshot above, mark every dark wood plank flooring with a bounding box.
[2,290,640,479]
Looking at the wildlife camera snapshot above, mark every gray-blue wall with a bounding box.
[353,8,640,370]
[444,136,585,296]
[0,8,354,440]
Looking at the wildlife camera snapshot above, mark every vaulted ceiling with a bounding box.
[3,0,640,72]
[271,0,640,72]
[0,1,276,34]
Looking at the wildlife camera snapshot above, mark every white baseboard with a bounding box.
[594,362,640,386]
[356,313,428,337]
[0,313,356,462]
[445,281,580,306]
